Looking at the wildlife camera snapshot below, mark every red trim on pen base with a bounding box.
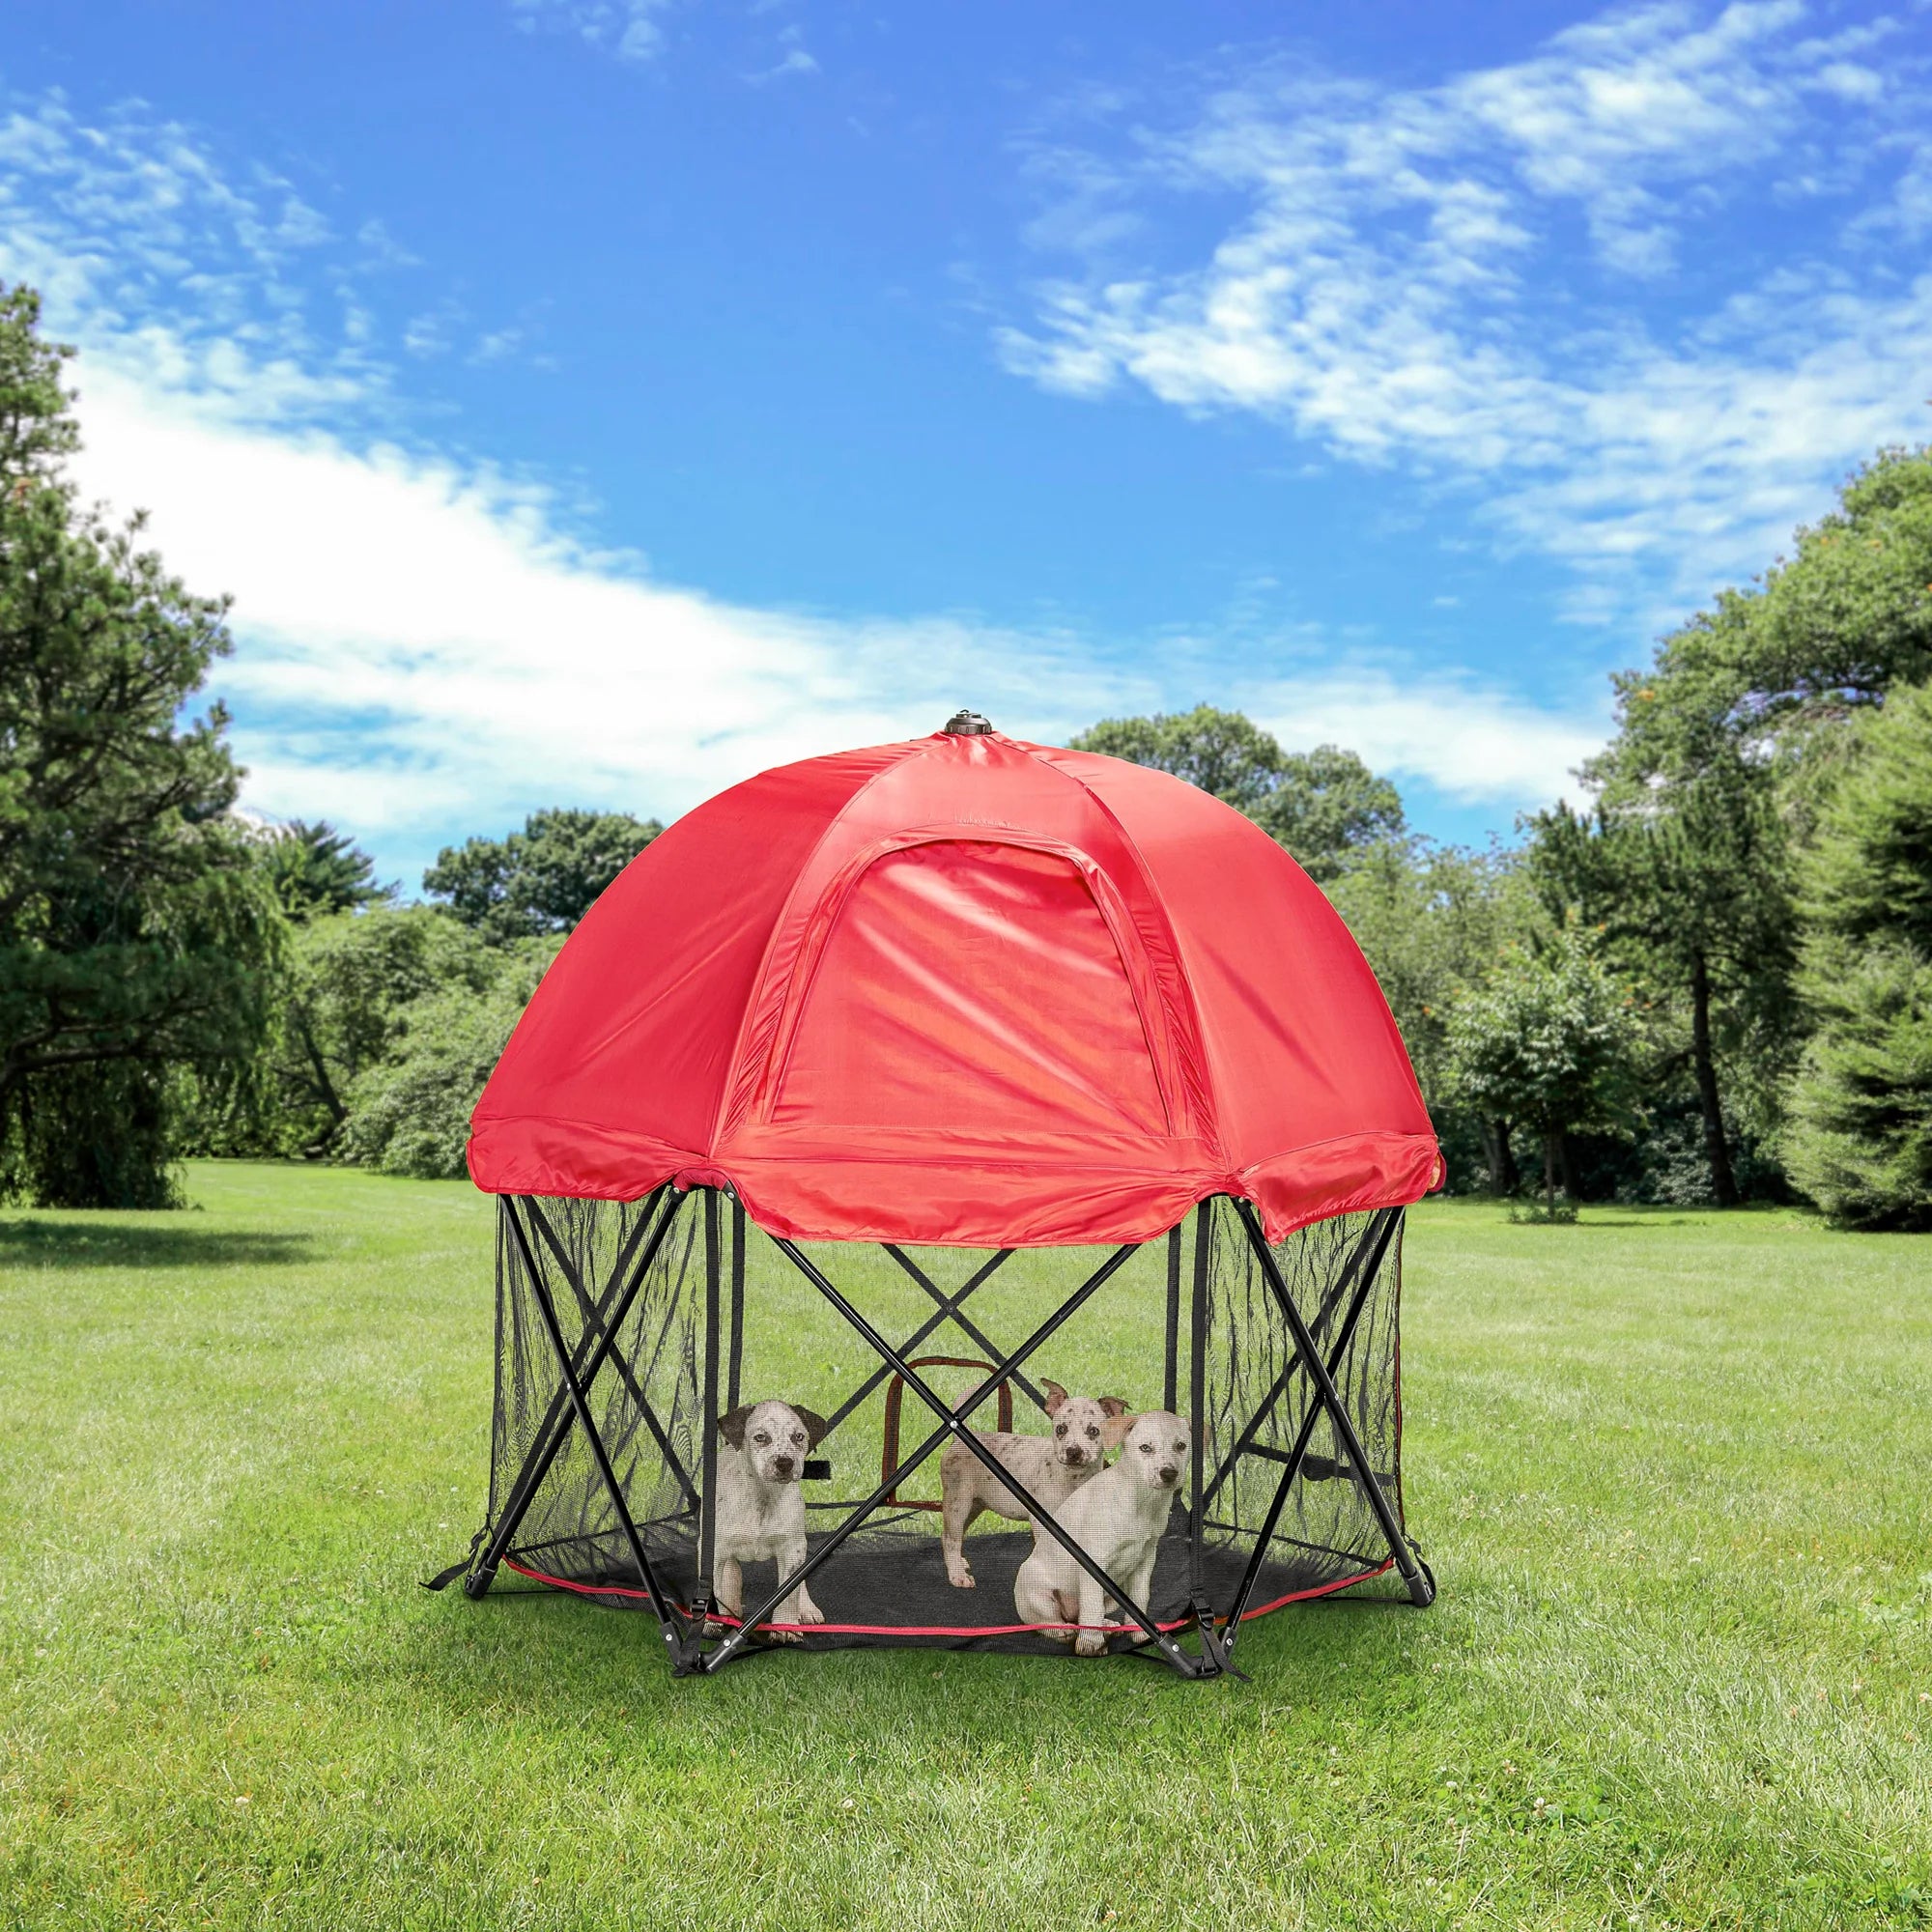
[499,1553,1395,1638]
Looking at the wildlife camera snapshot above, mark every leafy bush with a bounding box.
[337,941,557,1179]
[261,907,503,1157]
[1445,921,1646,1217]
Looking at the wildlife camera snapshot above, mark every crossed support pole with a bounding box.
[442,1186,1432,1679]
[700,1233,1209,1676]
[814,1246,1020,1440]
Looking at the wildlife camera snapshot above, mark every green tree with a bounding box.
[262,819,390,922]
[1783,683,1932,1228]
[1445,922,1646,1219]
[1074,705,1289,810]
[0,286,283,1207]
[1326,838,1533,1191]
[1598,445,1932,786]
[1567,446,1932,1208]
[1527,757,1794,1206]
[339,943,556,1179]
[423,807,662,944]
[1250,743,1407,874]
[1072,704,1405,881]
[267,907,503,1155]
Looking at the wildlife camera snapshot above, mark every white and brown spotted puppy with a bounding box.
[939,1380,1130,1589]
[711,1400,829,1635]
[1012,1409,1189,1655]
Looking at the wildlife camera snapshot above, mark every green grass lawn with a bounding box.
[2,1164,1928,1930]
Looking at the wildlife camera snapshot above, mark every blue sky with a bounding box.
[2,0,1928,887]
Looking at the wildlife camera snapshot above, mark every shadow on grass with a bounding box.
[0,1220,317,1270]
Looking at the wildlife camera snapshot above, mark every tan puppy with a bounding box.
[1012,1409,1189,1654]
[939,1380,1129,1588]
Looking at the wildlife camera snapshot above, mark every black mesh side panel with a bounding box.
[481,1192,1407,1649]
[1196,1201,1404,1605]
[488,1193,705,1591]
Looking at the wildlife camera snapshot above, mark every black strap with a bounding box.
[421,1523,488,1591]
[1191,1595,1248,1681]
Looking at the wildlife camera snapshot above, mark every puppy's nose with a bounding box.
[1065,1444,1086,1463]
[774,1455,795,1477]
[1158,1465,1179,1485]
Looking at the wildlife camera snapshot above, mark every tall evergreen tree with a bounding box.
[1783,683,1932,1228]
[262,819,390,922]
[0,286,282,1206]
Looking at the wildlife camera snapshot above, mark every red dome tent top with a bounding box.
[468,725,1439,1246]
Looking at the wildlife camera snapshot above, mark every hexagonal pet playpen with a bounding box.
[425,715,1441,1678]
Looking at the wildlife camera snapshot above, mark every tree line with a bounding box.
[3,284,1927,1226]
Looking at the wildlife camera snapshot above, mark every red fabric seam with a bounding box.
[498,1553,1393,1635]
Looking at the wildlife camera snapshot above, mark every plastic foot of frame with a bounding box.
[1406,1555,1436,1608]
[462,1565,497,1600]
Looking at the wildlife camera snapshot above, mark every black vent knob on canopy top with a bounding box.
[943,709,994,735]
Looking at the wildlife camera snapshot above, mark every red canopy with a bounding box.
[468,727,1439,1245]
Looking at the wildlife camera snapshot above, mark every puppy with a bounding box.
[939,1380,1129,1589]
[1012,1410,1189,1655]
[710,1399,829,1636]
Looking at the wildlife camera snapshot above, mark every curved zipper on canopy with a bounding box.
[722,825,1205,1145]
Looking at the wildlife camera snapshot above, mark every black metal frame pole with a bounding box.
[1187,1204,1209,1599]
[467,1189,686,1594]
[705,1241,1203,1676]
[1163,1224,1182,1415]
[522,1198,701,1511]
[1221,1208,1404,1638]
[500,1199,687,1648]
[881,1245,1043,1410]
[815,1249,1014,1438]
[1183,1204,1233,1674]
[1233,1200,1430,1606]
[726,1195,747,1411]
[697,1191,723,1614]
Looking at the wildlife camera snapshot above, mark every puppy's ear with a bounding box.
[1042,1379,1068,1415]
[792,1406,831,1449]
[1102,1410,1137,1451]
[717,1406,754,1448]
[1098,1395,1130,1418]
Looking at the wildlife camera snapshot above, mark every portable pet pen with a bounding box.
[429,715,1442,1678]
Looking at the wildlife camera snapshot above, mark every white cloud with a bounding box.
[750,47,820,84]
[1,84,1604,880]
[511,0,676,63]
[1001,1,1932,613]
[66,363,1142,874]
[1250,672,1608,809]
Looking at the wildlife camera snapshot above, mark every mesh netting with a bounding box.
[480,1189,1406,1654]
